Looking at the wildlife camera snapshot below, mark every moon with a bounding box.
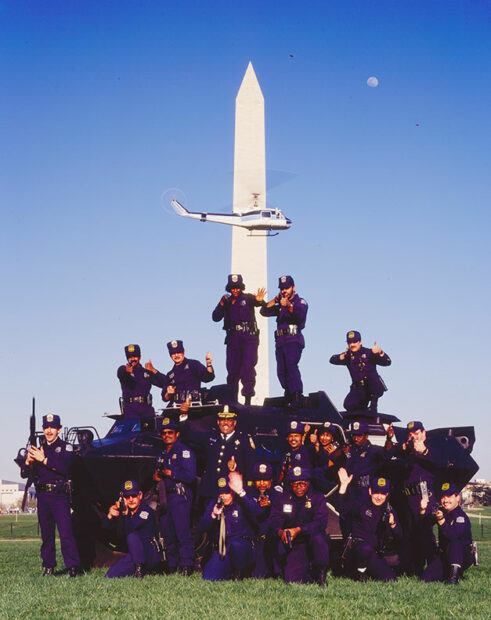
[367,76,379,88]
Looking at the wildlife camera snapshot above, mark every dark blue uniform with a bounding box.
[280,445,314,484]
[212,291,263,401]
[248,485,283,578]
[181,424,257,499]
[155,439,196,570]
[339,493,401,581]
[269,486,330,583]
[330,347,391,411]
[22,438,80,571]
[164,357,214,403]
[117,363,165,418]
[312,443,347,494]
[387,440,442,574]
[422,505,473,582]
[344,441,387,501]
[103,501,160,578]
[199,495,256,581]
[261,293,308,398]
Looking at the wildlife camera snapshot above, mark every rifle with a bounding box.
[21,398,36,511]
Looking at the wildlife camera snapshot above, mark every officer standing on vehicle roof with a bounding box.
[420,482,474,585]
[260,275,308,407]
[117,344,166,418]
[103,479,160,578]
[153,417,196,576]
[212,274,266,405]
[21,414,80,577]
[146,340,214,405]
[330,331,391,412]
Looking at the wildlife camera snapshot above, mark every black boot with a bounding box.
[316,567,328,586]
[291,392,304,408]
[179,566,193,577]
[68,566,79,578]
[43,567,54,576]
[134,563,144,579]
[446,564,460,585]
[165,566,178,575]
[244,395,252,406]
[369,398,378,413]
[357,569,368,582]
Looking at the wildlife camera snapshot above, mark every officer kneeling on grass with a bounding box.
[338,467,401,582]
[103,480,161,578]
[268,465,330,585]
[22,413,80,577]
[420,482,474,585]
[199,472,256,581]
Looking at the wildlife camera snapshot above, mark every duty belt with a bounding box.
[229,322,259,335]
[275,325,299,338]
[351,380,366,388]
[35,481,70,494]
[124,395,152,405]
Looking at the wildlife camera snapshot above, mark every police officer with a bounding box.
[212,274,266,404]
[343,421,387,502]
[21,414,80,576]
[261,275,308,407]
[330,331,391,412]
[199,474,256,581]
[153,417,196,576]
[150,340,214,405]
[269,465,330,585]
[184,405,257,501]
[103,479,160,578]
[310,422,347,494]
[338,468,401,582]
[385,420,442,575]
[278,419,313,485]
[420,482,474,585]
[117,344,166,418]
[248,462,282,578]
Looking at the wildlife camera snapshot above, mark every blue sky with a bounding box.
[1,0,490,481]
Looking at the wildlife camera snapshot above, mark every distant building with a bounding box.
[463,479,491,506]
[0,479,30,511]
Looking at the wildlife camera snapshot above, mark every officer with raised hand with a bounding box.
[330,331,391,412]
[420,482,474,585]
[21,413,81,577]
[385,420,442,576]
[338,468,401,582]
[199,474,256,581]
[103,479,160,578]
[117,344,166,418]
[260,275,308,407]
[153,417,196,576]
[146,340,214,405]
[212,274,266,404]
[269,465,330,585]
[310,422,347,493]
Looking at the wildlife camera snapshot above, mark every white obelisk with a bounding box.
[232,62,269,404]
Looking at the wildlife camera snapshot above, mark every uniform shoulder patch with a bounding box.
[456,516,465,523]
[300,298,307,305]
[140,511,149,520]
[182,450,190,458]
[66,444,73,452]
[249,436,256,449]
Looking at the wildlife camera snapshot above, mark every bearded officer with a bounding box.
[21,414,80,577]
[260,275,308,407]
[212,274,266,404]
[117,344,166,418]
[330,331,391,413]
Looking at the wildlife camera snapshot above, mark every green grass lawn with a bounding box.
[0,540,489,620]
[0,513,40,538]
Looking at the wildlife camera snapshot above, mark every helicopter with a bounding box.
[170,197,292,235]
